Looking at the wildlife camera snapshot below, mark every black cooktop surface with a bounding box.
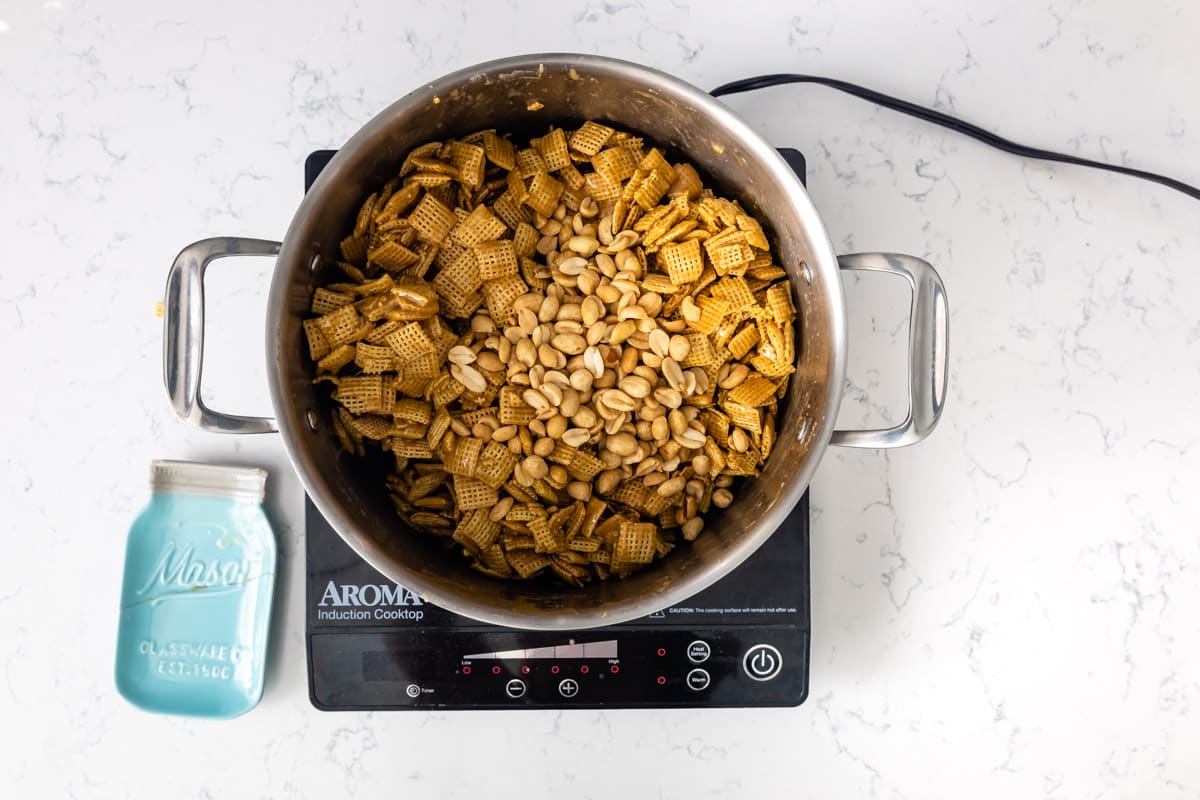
[304,147,811,710]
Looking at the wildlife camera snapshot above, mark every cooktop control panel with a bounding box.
[309,626,807,709]
[306,488,810,710]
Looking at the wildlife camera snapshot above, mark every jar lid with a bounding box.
[151,460,267,502]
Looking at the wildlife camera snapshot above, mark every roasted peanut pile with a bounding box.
[303,122,796,584]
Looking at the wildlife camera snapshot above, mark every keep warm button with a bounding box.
[743,644,783,682]
[686,669,710,691]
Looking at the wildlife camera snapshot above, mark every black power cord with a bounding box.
[711,73,1200,203]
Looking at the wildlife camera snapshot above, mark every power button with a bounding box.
[742,644,783,682]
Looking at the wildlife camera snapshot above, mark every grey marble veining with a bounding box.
[1,0,1198,797]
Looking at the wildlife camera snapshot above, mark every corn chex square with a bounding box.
[691,296,730,335]
[340,234,367,264]
[428,372,466,407]
[727,374,777,407]
[711,277,756,310]
[567,450,605,482]
[369,240,420,272]
[723,402,761,433]
[450,204,506,247]
[534,128,571,172]
[584,171,622,203]
[311,288,355,315]
[499,385,536,424]
[512,222,539,259]
[408,194,457,244]
[592,147,639,183]
[316,304,361,347]
[482,132,516,170]
[507,551,551,579]
[474,441,517,488]
[658,239,704,285]
[392,439,434,459]
[448,141,486,189]
[303,318,331,361]
[727,325,761,360]
[766,283,795,322]
[354,342,395,373]
[335,375,384,414]
[529,516,564,554]
[636,148,676,184]
[633,171,671,211]
[384,322,435,359]
[317,344,355,373]
[473,240,519,281]
[681,333,716,367]
[524,172,564,217]
[491,191,530,229]
[454,509,501,550]
[483,275,527,322]
[615,521,657,564]
[514,148,548,179]
[454,475,498,511]
[569,121,614,156]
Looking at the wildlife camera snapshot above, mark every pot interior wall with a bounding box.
[272,56,839,626]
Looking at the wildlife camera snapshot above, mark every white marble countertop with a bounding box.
[4,0,1199,797]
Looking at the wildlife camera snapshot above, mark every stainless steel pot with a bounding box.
[164,54,948,630]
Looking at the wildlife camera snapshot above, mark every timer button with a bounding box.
[742,644,783,682]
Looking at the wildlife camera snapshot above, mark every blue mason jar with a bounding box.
[115,461,276,718]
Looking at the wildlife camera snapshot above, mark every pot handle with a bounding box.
[831,253,948,448]
[163,237,282,434]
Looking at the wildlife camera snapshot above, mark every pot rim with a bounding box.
[267,53,846,629]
